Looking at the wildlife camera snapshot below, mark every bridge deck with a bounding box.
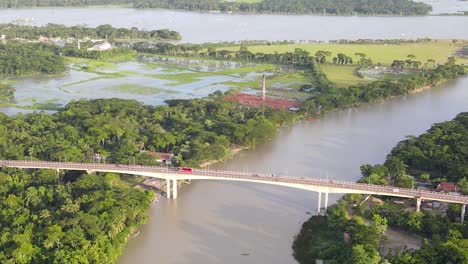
[1,160,467,204]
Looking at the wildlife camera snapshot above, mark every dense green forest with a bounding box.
[0,43,66,75]
[294,113,468,264]
[133,0,432,15]
[294,199,468,264]
[0,0,432,15]
[0,42,135,75]
[0,23,181,41]
[0,98,295,262]
[0,98,296,166]
[0,168,153,263]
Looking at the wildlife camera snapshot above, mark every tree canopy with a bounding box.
[0,98,295,166]
[0,23,181,41]
[0,43,66,75]
[0,0,432,15]
[0,167,153,263]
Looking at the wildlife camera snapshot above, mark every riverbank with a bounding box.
[293,111,468,263]
[117,75,468,264]
[199,146,248,168]
[293,212,424,263]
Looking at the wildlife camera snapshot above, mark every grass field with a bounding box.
[222,40,465,65]
[223,0,262,3]
[320,65,372,87]
[108,84,179,95]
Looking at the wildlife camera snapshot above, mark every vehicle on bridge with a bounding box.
[178,167,193,173]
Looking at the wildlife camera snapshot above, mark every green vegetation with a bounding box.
[360,112,468,189]
[62,46,136,61]
[129,41,467,95]
[0,43,66,75]
[0,98,297,166]
[0,168,153,263]
[294,198,468,264]
[0,23,181,41]
[132,0,431,15]
[320,64,372,87]
[222,41,463,65]
[292,215,346,262]
[0,42,134,75]
[293,202,385,264]
[146,63,278,86]
[66,57,119,71]
[294,112,468,264]
[108,84,179,95]
[313,62,466,112]
[0,0,432,15]
[0,83,14,105]
[225,0,261,3]
[0,98,297,261]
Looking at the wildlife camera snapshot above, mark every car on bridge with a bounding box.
[178,167,193,173]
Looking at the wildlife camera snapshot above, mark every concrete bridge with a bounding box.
[1,160,467,222]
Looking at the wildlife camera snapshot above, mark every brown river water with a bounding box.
[118,78,468,264]
[1,7,467,264]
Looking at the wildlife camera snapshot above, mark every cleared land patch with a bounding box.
[320,64,373,87]
[222,41,463,65]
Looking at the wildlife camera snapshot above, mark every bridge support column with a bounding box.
[317,192,322,213]
[324,192,329,213]
[416,197,422,212]
[462,204,466,224]
[166,179,171,199]
[172,179,177,199]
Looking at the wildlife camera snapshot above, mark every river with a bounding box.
[117,78,468,264]
[1,8,468,43]
[1,6,467,264]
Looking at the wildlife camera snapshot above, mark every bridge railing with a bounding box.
[2,160,468,203]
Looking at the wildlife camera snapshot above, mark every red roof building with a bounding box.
[436,182,459,193]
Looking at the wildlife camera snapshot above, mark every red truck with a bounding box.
[178,167,193,173]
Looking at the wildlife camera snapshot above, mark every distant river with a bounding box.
[1,8,468,43]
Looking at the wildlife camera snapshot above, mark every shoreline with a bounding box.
[0,6,440,17]
[199,145,248,168]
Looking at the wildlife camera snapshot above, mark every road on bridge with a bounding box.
[1,160,467,205]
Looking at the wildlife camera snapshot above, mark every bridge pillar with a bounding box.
[166,179,171,199]
[462,204,466,224]
[324,192,329,213]
[416,197,422,212]
[317,192,322,213]
[172,179,177,199]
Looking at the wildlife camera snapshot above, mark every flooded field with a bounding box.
[1,56,305,114]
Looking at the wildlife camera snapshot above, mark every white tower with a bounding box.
[262,74,266,101]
